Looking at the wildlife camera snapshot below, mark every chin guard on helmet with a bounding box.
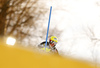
[49,36,58,46]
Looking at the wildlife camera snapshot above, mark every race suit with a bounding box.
[38,41,58,54]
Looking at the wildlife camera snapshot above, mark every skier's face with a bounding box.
[49,39,57,47]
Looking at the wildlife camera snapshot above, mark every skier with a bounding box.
[38,36,58,54]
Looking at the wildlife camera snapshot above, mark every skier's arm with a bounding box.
[38,41,46,48]
[51,48,59,54]
[54,49,59,54]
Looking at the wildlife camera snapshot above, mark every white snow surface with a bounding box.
[22,0,100,64]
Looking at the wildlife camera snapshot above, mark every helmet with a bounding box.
[49,36,58,46]
[50,36,58,43]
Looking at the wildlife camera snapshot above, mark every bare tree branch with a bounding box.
[8,0,31,35]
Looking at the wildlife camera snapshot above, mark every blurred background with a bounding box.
[0,0,100,67]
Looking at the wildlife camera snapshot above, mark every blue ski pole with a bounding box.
[45,6,52,50]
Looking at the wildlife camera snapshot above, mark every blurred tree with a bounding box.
[0,0,62,48]
[0,0,10,37]
[0,0,47,40]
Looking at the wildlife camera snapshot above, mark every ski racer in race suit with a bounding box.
[38,36,58,54]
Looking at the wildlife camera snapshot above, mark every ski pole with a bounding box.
[45,6,52,50]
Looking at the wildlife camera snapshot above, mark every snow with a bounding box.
[18,0,100,65]
[39,0,100,64]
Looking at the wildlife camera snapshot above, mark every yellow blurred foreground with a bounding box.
[0,41,95,68]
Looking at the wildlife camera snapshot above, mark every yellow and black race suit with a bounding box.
[38,41,58,54]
